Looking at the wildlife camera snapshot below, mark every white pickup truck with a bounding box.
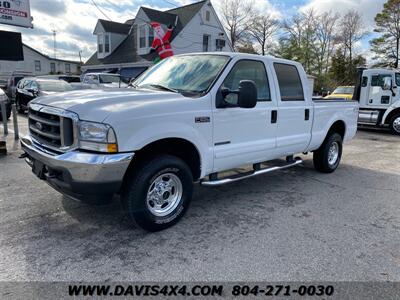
[21,53,358,231]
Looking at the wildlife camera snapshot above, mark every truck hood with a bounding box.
[31,88,189,121]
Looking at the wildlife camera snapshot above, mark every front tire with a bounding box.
[389,113,400,135]
[121,155,193,232]
[313,133,343,173]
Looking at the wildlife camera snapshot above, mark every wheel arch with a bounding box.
[327,120,346,140]
[124,137,203,182]
[383,107,400,125]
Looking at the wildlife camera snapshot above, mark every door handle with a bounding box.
[305,109,310,121]
[271,110,277,124]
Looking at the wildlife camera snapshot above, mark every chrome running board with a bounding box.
[200,159,303,186]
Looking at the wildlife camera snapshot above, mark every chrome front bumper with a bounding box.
[21,135,134,200]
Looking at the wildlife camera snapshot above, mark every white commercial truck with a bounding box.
[355,68,400,134]
[21,53,358,231]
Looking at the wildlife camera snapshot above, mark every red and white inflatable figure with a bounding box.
[150,22,174,60]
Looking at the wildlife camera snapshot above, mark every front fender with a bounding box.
[118,121,213,178]
[382,102,400,124]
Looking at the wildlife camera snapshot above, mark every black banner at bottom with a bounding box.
[1,282,400,299]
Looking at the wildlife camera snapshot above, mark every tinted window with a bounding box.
[395,73,400,86]
[274,63,304,101]
[222,60,270,105]
[362,76,368,87]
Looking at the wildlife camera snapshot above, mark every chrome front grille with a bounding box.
[28,104,78,152]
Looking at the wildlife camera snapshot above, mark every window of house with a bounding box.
[274,63,304,101]
[104,34,110,53]
[148,28,154,47]
[98,34,103,53]
[139,25,146,48]
[50,62,56,73]
[203,35,210,52]
[34,60,41,72]
[221,60,271,105]
[205,10,211,22]
[65,63,71,74]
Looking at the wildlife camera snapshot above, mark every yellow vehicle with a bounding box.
[325,86,355,100]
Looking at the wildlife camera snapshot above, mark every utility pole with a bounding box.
[78,50,83,65]
[52,30,57,59]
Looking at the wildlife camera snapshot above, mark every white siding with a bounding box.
[0,45,80,80]
[171,3,232,54]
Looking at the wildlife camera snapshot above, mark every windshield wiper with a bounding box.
[148,84,179,93]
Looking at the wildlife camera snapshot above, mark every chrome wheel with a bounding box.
[393,116,400,133]
[146,173,183,217]
[328,142,339,166]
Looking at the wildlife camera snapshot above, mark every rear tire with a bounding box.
[389,113,400,135]
[121,155,193,232]
[313,133,343,173]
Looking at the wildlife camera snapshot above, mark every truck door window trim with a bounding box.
[273,63,305,101]
[216,59,272,108]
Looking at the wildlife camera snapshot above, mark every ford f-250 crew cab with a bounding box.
[21,53,359,231]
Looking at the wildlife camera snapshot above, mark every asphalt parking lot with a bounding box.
[0,114,399,281]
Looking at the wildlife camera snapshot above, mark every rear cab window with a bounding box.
[273,63,304,101]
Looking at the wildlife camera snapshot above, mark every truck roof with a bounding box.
[175,52,303,66]
[363,68,400,75]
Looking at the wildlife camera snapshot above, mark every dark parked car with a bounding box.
[16,78,73,112]
[38,74,81,83]
[0,87,11,121]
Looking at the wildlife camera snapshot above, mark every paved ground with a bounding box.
[0,114,399,282]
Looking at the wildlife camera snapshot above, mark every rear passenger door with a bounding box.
[272,63,312,153]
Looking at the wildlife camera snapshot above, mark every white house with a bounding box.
[0,43,81,81]
[83,0,233,79]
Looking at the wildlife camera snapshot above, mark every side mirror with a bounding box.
[382,77,392,91]
[27,88,38,95]
[237,80,257,109]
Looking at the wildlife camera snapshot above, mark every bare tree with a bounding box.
[219,0,254,50]
[339,10,366,62]
[314,11,340,75]
[248,15,279,55]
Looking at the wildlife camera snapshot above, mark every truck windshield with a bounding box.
[38,81,73,92]
[134,55,230,94]
[99,75,121,84]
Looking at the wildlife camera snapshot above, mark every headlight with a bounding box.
[78,121,118,153]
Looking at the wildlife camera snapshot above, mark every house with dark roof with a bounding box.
[83,0,233,79]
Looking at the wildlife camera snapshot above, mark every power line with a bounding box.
[161,0,179,7]
[90,0,112,21]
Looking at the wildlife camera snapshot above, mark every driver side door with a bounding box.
[212,59,277,172]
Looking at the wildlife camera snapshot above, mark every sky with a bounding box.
[0,0,388,63]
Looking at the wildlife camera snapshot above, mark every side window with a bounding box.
[221,60,271,105]
[92,75,99,82]
[361,76,368,87]
[371,74,392,88]
[274,63,304,101]
[83,75,91,83]
[395,73,400,86]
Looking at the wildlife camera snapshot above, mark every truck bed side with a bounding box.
[308,99,359,151]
